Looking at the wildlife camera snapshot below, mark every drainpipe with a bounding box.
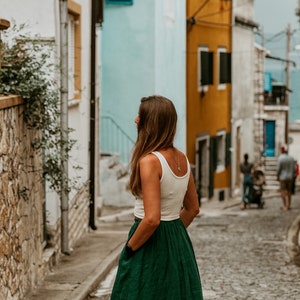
[89,0,98,230]
[59,0,70,254]
[230,4,234,198]
[285,23,292,145]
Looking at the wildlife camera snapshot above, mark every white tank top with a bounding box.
[134,151,191,221]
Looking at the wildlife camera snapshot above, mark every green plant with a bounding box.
[0,23,78,194]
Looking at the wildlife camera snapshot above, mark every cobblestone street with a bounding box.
[88,195,300,300]
[191,196,300,299]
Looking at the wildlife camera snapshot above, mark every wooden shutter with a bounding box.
[220,52,231,84]
[200,51,213,86]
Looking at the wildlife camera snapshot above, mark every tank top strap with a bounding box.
[152,151,168,171]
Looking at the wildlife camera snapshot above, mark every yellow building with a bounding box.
[186,0,232,201]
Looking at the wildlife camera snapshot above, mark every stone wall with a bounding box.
[253,46,265,167]
[0,95,91,299]
[0,95,44,299]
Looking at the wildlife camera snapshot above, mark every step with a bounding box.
[264,157,278,162]
[263,185,280,191]
[265,176,277,180]
[264,165,277,171]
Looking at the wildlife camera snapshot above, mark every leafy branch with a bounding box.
[0,23,79,194]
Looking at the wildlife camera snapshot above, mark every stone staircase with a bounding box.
[263,157,280,194]
[99,153,135,208]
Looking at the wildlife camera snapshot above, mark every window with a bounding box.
[106,0,133,5]
[216,130,226,172]
[218,47,231,88]
[68,0,81,100]
[198,46,213,91]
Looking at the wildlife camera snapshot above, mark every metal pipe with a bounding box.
[59,0,70,254]
[285,23,292,145]
[89,0,97,230]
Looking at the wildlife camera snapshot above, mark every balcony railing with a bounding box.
[264,93,288,106]
[264,84,288,106]
[100,115,135,164]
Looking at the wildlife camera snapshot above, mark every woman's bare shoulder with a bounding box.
[139,153,161,178]
[140,153,160,167]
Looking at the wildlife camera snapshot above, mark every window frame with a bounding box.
[218,47,231,89]
[68,0,81,100]
[68,14,75,100]
[218,47,226,90]
[197,46,213,92]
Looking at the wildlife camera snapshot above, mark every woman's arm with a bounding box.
[180,173,200,228]
[127,154,161,251]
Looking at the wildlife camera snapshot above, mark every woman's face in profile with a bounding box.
[134,114,140,128]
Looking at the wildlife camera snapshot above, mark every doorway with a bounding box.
[264,120,275,157]
[195,136,209,201]
[235,126,241,189]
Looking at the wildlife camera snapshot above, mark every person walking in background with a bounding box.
[111,95,203,300]
[240,153,254,210]
[277,146,295,211]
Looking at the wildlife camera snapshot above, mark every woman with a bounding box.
[111,95,203,299]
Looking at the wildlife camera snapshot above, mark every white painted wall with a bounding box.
[231,0,256,194]
[289,122,300,163]
[1,0,57,37]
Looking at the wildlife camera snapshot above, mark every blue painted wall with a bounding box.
[100,0,186,162]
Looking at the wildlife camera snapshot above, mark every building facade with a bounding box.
[231,0,258,196]
[186,0,232,201]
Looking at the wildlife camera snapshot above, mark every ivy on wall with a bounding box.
[0,23,78,194]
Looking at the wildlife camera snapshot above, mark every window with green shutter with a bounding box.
[198,47,213,91]
[201,51,213,85]
[219,52,231,84]
[199,49,213,86]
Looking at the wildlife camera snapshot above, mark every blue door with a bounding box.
[265,121,275,157]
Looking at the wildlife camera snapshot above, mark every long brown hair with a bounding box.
[129,95,177,197]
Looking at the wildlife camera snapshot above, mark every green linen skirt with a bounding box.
[111,218,203,300]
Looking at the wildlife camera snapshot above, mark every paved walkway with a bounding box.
[24,208,132,300]
[25,192,300,300]
[194,194,300,299]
